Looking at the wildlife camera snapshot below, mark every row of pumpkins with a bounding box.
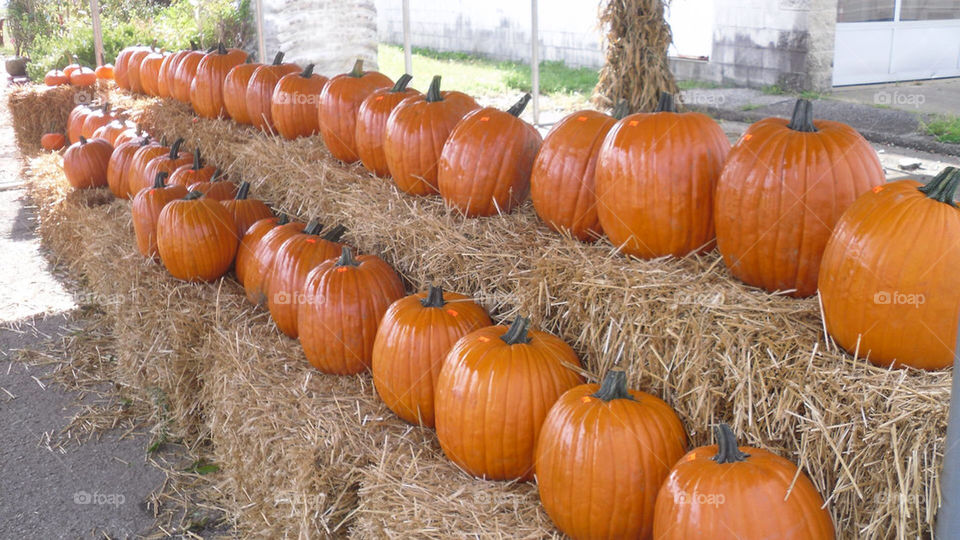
[57,97,836,538]
[42,54,114,88]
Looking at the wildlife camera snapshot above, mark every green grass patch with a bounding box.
[925,116,960,144]
[761,84,785,95]
[799,90,823,100]
[741,104,762,111]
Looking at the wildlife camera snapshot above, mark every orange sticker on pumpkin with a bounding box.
[872,185,885,193]
[577,116,587,122]
[446,309,459,317]
[477,336,490,342]
[480,116,490,122]
[628,120,639,127]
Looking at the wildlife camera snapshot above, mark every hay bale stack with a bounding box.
[7,84,101,154]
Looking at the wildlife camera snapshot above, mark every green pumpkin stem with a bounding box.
[235,181,251,200]
[712,424,750,464]
[655,92,677,113]
[79,135,88,145]
[787,99,818,133]
[391,73,413,93]
[507,94,532,117]
[303,218,324,235]
[350,58,364,77]
[139,136,150,147]
[277,213,290,225]
[918,167,960,207]
[322,224,347,242]
[168,138,184,159]
[591,370,636,401]
[184,190,204,200]
[501,316,532,344]
[301,64,315,78]
[426,76,443,102]
[611,100,630,120]
[192,148,201,170]
[336,246,359,267]
[152,171,169,189]
[272,51,284,65]
[421,285,446,308]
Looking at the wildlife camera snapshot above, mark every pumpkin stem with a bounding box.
[918,167,960,207]
[102,102,111,115]
[184,190,204,200]
[277,213,290,225]
[391,73,413,93]
[79,136,88,145]
[301,64,315,78]
[189,40,197,51]
[304,218,324,235]
[168,138,184,159]
[335,246,359,267]
[350,58,364,77]
[272,51,284,65]
[139,136,150,147]
[236,181,251,200]
[152,171,169,189]
[507,94,532,117]
[426,76,443,102]
[160,135,168,146]
[217,42,227,55]
[206,45,217,53]
[591,370,636,402]
[322,224,347,242]
[420,285,446,308]
[712,424,750,464]
[654,92,677,113]
[786,99,818,133]
[192,148,201,170]
[611,100,630,120]
[210,168,222,182]
[501,316,532,344]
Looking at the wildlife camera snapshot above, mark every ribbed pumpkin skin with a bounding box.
[271,68,328,140]
[171,51,203,103]
[138,52,165,96]
[246,62,300,132]
[80,106,116,140]
[41,133,65,151]
[818,176,960,370]
[95,64,114,81]
[595,110,730,259]
[125,143,169,197]
[114,46,145,89]
[235,217,281,287]
[438,106,543,217]
[169,162,217,187]
[371,289,491,427]
[187,180,238,201]
[317,65,393,163]
[653,440,834,539]
[142,150,192,196]
[113,126,146,147]
[126,49,152,94]
[266,233,345,337]
[131,181,188,257]
[91,120,128,146]
[107,138,150,198]
[222,63,260,125]
[535,376,687,540]
[221,198,273,238]
[156,52,178,98]
[434,322,583,481]
[67,105,92,144]
[44,70,69,86]
[156,198,239,281]
[243,222,306,305]
[530,110,616,241]
[190,47,248,118]
[298,251,405,374]
[63,138,112,189]
[356,82,421,177]
[383,89,478,195]
[715,106,883,297]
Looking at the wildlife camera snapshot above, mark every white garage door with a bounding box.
[833,0,960,85]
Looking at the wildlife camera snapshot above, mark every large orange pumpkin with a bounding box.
[170,48,205,103]
[67,104,93,144]
[114,45,148,90]
[372,285,491,427]
[138,51,166,96]
[438,94,542,217]
[68,66,97,87]
[113,124,148,147]
[383,75,479,195]
[64,136,112,189]
[220,182,273,238]
[819,167,960,370]
[434,317,583,481]
[653,424,834,539]
[125,138,171,197]
[271,64,328,140]
[107,136,152,199]
[317,59,393,163]
[157,43,195,98]
[246,51,299,133]
[131,171,189,257]
[222,60,260,125]
[266,223,347,337]
[235,214,288,288]
[535,370,688,539]
[714,99,883,297]
[595,93,730,258]
[169,148,216,187]
[156,191,240,281]
[125,48,154,94]
[530,102,627,241]
[142,139,193,193]
[242,217,307,306]
[190,43,248,118]
[80,103,117,140]
[355,73,419,177]
[187,170,238,201]
[298,247,406,374]
[91,120,130,146]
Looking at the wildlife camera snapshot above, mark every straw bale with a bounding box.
[6,83,107,155]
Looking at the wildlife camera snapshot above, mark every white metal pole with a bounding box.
[255,0,267,62]
[530,0,540,125]
[936,309,960,539]
[89,0,104,66]
[402,0,413,75]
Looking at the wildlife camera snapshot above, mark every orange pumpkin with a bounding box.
[595,93,730,258]
[220,182,273,238]
[91,120,130,146]
[530,102,627,241]
[355,74,419,177]
[714,99,883,297]
[190,43,248,119]
[372,285,491,427]
[80,103,116,140]
[242,217,307,305]
[317,59,393,163]
[169,148,216,187]
[819,167,960,370]
[142,139,193,193]
[63,136,113,189]
[434,317,583,481]
[138,51,166,96]
[114,45,148,89]
[67,104,93,144]
[62,56,81,79]
[298,247,406,374]
[113,124,148,148]
[44,69,69,86]
[266,223,347,337]
[125,48,154,94]
[438,94,542,217]
[131,171,189,257]
[95,64,114,81]
[222,60,261,125]
[187,170,238,200]
[246,51,299,132]
[653,424,834,539]
[68,66,97,87]
[107,136,152,199]
[536,370,688,539]
[384,75,479,195]
[159,42,197,98]
[156,191,240,281]
[125,137,171,198]
[41,132,66,151]
[271,64,328,140]
[170,48,205,103]
[235,214,288,288]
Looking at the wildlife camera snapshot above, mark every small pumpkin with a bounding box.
[438,94,542,217]
[222,59,261,125]
[62,55,81,79]
[142,139,193,193]
[715,99,883,297]
[69,66,97,87]
[138,51,166,96]
[266,223,347,337]
[595,93,731,258]
[299,247,406,374]
[125,137,170,197]
[170,48,205,103]
[317,59,393,163]
[434,317,583,481]
[190,43,249,119]
[384,75,479,195]
[41,132,66,151]
[169,148,216,187]
[235,214,291,288]
[63,136,112,189]
[80,103,116,140]
[187,169,238,200]
[95,63,114,81]
[44,69,70,86]
[107,135,152,199]
[652,424,834,539]
[271,64,329,140]
[246,51,300,132]
[156,190,240,281]
[131,171,189,257]
[355,73,419,177]
[372,285,491,427]
[819,167,960,370]
[242,216,307,305]
[220,181,273,238]
[535,370,688,539]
